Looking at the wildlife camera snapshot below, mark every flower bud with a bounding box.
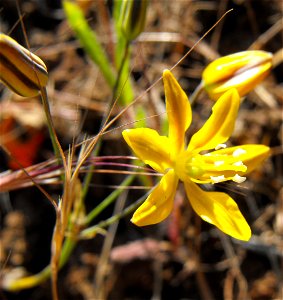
[202,50,273,100]
[120,0,148,42]
[0,33,48,97]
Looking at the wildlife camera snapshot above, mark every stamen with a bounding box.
[233,161,244,166]
[210,175,225,183]
[233,148,247,157]
[215,143,227,150]
[214,160,225,166]
[232,174,246,183]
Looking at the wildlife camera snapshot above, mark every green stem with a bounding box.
[63,1,116,88]
[81,41,132,206]
[85,174,135,225]
[100,39,131,130]
[40,87,62,162]
[81,190,148,238]
[63,1,133,106]
[112,40,131,105]
[81,144,102,200]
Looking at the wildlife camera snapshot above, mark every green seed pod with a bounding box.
[120,0,148,42]
[0,33,48,97]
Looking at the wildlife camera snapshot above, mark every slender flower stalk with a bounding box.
[202,50,273,100]
[123,70,270,241]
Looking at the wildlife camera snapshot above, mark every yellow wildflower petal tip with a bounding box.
[131,169,178,226]
[202,50,273,100]
[122,128,173,173]
[184,181,251,241]
[188,88,240,152]
[163,69,192,154]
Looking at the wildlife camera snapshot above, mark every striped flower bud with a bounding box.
[202,50,273,100]
[0,33,48,97]
[120,0,148,42]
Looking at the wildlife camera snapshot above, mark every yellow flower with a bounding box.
[202,50,273,100]
[123,70,270,241]
[0,33,48,97]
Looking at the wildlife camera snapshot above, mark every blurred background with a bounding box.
[0,1,282,299]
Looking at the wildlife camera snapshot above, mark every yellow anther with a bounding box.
[232,174,246,183]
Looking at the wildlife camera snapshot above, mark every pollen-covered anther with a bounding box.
[215,143,227,150]
[233,161,244,166]
[210,175,226,183]
[214,160,225,166]
[232,174,246,183]
[233,148,247,157]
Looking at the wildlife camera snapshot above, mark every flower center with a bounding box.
[174,151,205,182]
[174,149,248,183]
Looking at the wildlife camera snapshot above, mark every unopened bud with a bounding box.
[202,50,273,100]
[0,33,48,97]
[120,0,148,42]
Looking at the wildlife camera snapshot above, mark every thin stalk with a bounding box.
[63,1,116,88]
[40,87,62,162]
[112,40,131,106]
[63,1,133,105]
[81,144,101,200]
[81,190,149,239]
[94,190,128,299]
[190,81,204,105]
[102,39,131,130]
[51,210,61,300]
[81,41,131,204]
[85,174,135,225]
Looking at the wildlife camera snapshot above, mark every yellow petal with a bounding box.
[188,89,240,152]
[212,144,270,174]
[163,70,192,155]
[131,169,178,226]
[122,128,173,173]
[184,180,251,241]
[202,50,273,100]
